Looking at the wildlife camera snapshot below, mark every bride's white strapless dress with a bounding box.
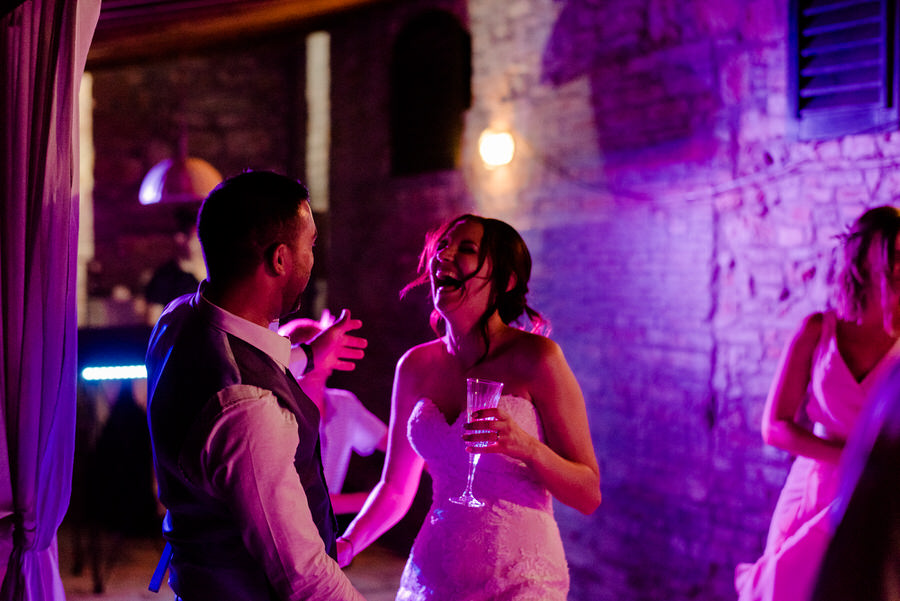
[396,395,569,601]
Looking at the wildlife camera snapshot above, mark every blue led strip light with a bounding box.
[81,365,148,381]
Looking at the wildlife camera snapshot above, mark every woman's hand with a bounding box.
[308,309,368,374]
[336,536,354,568]
[463,407,536,461]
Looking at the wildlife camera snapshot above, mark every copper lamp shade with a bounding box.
[138,156,223,205]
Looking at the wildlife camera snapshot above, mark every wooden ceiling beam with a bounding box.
[87,0,386,68]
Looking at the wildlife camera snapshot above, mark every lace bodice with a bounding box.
[407,395,552,511]
[396,394,568,601]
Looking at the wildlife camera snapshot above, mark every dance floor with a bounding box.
[58,523,407,601]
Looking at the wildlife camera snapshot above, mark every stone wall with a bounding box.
[86,0,900,599]
[453,1,900,599]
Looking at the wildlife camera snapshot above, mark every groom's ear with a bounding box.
[265,242,291,276]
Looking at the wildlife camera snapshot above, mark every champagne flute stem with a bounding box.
[463,452,479,496]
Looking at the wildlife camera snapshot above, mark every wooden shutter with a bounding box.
[789,0,899,139]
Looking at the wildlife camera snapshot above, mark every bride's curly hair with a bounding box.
[401,214,549,363]
[833,205,900,321]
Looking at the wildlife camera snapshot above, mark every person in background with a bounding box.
[280,309,388,515]
[810,359,900,601]
[336,214,601,600]
[735,205,900,601]
[144,205,207,326]
[145,170,367,601]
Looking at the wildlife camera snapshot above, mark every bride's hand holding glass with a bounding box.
[464,407,532,461]
[463,409,504,449]
[450,377,503,507]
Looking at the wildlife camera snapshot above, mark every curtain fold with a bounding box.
[0,1,99,599]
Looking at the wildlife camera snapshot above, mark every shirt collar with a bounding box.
[194,282,292,369]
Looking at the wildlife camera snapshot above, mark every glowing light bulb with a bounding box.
[478,130,515,168]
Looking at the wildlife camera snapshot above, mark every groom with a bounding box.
[145,170,367,601]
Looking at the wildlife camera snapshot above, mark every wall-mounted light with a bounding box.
[478,129,515,168]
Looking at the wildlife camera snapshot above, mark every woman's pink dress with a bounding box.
[735,310,900,601]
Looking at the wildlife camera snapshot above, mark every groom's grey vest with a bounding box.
[146,293,336,599]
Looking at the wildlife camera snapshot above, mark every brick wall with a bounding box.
[87,0,900,599]
[89,38,305,317]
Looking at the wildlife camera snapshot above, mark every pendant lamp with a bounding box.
[138,133,222,205]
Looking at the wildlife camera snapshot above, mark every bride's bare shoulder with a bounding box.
[509,328,559,354]
[397,339,445,371]
[502,329,565,373]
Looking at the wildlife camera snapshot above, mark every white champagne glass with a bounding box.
[450,377,504,508]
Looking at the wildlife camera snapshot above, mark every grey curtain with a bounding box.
[0,1,99,599]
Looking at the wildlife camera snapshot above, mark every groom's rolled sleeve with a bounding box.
[203,385,364,601]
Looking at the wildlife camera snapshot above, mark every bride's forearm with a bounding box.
[340,477,419,555]
[524,438,601,514]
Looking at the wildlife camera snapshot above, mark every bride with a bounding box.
[336,214,601,600]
